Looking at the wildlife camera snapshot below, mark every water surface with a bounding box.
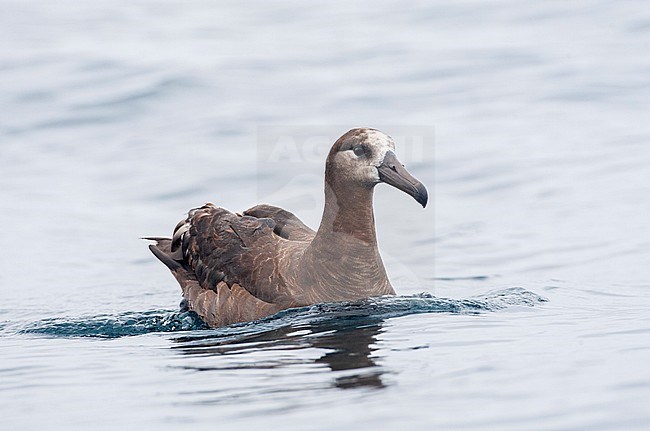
[1,1,650,430]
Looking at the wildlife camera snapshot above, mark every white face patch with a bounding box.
[363,129,396,167]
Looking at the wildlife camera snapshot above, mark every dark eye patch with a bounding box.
[338,140,354,152]
[338,139,367,157]
[336,129,369,153]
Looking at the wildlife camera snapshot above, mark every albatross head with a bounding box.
[327,128,428,207]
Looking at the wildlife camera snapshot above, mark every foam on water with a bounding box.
[20,310,209,338]
[19,288,546,339]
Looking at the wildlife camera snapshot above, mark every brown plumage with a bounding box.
[147,128,428,328]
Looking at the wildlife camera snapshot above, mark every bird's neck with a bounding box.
[315,180,377,244]
[295,179,393,302]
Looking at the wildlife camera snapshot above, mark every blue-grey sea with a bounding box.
[1,1,649,430]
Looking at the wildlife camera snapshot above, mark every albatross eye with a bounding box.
[353,146,365,157]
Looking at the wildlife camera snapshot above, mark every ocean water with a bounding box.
[1,1,650,430]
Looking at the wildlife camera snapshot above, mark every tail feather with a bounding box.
[142,236,169,242]
[144,237,182,271]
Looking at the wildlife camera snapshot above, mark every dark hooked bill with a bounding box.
[377,151,428,208]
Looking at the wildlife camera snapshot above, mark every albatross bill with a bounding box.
[377,150,428,208]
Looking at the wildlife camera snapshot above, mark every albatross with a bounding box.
[146,128,428,328]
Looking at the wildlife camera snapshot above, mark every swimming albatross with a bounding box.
[147,128,428,328]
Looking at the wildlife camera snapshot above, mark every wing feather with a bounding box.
[147,236,281,327]
[244,204,315,241]
[149,202,316,326]
[176,204,296,306]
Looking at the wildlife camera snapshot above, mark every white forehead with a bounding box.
[364,129,395,165]
[364,129,395,149]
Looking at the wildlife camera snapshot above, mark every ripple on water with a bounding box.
[19,288,547,340]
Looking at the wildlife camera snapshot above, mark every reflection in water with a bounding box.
[20,290,542,400]
[20,289,541,399]
[314,324,384,389]
[172,317,386,390]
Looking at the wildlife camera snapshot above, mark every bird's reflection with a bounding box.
[313,323,384,389]
[172,316,386,390]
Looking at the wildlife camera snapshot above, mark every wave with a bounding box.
[18,288,546,339]
[20,310,209,339]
